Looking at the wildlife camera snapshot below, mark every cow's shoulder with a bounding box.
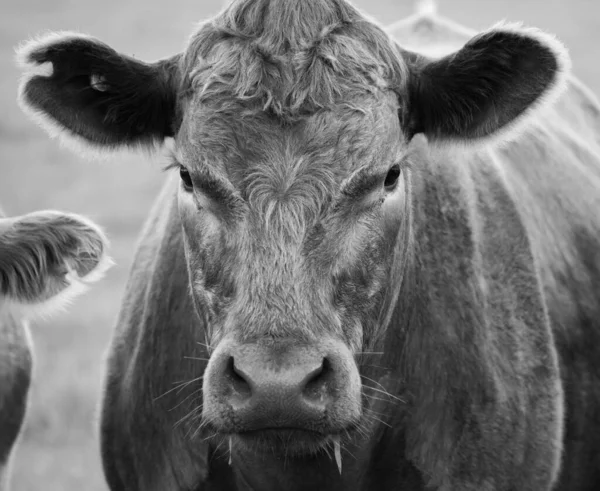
[388,7,600,355]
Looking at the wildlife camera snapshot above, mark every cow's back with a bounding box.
[0,208,32,491]
[0,312,32,491]
[389,11,600,490]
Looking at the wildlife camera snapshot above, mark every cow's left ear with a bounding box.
[403,23,570,143]
[16,32,182,152]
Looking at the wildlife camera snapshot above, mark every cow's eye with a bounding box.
[180,166,193,190]
[384,164,401,191]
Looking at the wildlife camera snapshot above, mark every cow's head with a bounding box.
[16,0,568,459]
[0,210,112,318]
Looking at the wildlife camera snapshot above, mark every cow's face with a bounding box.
[178,93,407,349]
[16,0,568,459]
[173,89,410,451]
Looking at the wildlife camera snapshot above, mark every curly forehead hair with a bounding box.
[182,0,408,121]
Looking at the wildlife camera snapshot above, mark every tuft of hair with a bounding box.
[182,0,408,122]
[0,211,114,320]
[415,0,437,16]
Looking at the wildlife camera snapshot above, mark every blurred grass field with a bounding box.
[0,0,598,489]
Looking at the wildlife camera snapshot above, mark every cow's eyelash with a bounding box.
[161,154,183,173]
[160,154,243,208]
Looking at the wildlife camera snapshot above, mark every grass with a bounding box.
[0,0,598,489]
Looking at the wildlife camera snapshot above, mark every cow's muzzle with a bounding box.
[202,338,362,454]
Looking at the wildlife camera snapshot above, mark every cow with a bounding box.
[14,0,600,489]
[0,209,111,490]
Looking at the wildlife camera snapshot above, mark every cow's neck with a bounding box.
[227,448,350,491]
[209,436,384,491]
[206,416,422,490]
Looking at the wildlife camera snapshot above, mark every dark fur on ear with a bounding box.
[403,23,570,143]
[16,32,182,151]
[0,211,112,317]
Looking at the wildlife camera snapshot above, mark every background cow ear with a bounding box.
[0,211,113,318]
[403,23,570,143]
[17,32,182,153]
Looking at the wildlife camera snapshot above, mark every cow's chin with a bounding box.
[233,428,334,457]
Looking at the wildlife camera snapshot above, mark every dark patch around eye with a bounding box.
[384,164,401,191]
[339,163,403,204]
[180,166,194,190]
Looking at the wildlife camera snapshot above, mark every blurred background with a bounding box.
[0,0,597,489]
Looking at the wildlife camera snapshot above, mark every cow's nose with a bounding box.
[226,353,332,417]
[203,341,361,432]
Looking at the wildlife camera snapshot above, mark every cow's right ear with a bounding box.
[16,32,182,153]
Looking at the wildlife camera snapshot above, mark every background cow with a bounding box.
[0,209,111,490]
[7,0,600,491]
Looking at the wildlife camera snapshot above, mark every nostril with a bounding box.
[305,358,327,385]
[225,356,252,398]
[302,357,332,404]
